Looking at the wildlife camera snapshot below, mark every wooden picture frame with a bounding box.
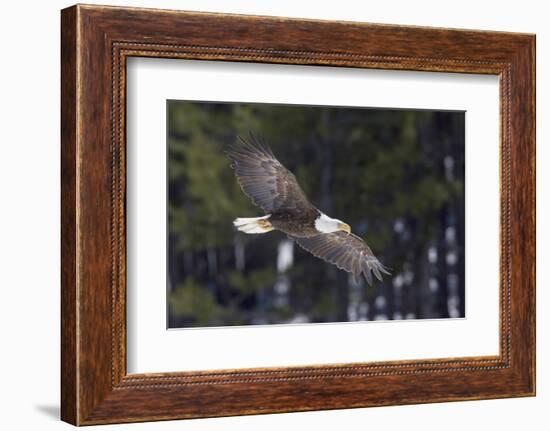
[61,4,535,425]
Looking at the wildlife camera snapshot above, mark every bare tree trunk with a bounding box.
[183,250,193,274]
[319,109,333,212]
[234,237,245,271]
[207,247,217,277]
[274,239,294,303]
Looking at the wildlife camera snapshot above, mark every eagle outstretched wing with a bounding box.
[226,134,314,213]
[293,231,390,285]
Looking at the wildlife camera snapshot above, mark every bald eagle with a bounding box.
[227,135,390,285]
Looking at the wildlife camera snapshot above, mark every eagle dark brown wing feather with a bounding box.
[226,134,314,214]
[293,231,390,285]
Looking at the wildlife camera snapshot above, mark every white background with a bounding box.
[127,59,500,373]
[0,0,547,430]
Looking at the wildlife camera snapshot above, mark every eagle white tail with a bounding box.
[233,215,273,234]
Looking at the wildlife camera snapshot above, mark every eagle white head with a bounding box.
[315,213,351,234]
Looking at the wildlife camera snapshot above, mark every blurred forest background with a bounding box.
[167,100,465,329]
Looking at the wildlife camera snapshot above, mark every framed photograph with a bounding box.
[61,4,535,425]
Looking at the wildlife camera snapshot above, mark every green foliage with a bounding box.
[227,267,277,296]
[168,278,221,326]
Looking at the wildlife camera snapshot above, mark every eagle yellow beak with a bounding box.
[339,223,351,234]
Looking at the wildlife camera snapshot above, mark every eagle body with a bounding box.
[268,208,321,237]
[227,135,390,285]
